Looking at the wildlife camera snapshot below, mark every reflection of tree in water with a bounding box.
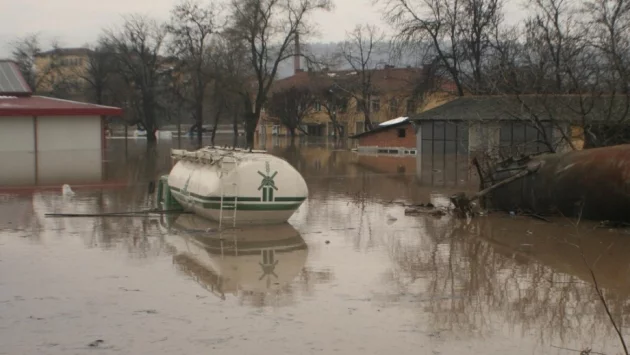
[236,267,335,308]
[84,145,173,256]
[385,216,630,349]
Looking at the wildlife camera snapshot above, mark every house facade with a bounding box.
[259,60,456,138]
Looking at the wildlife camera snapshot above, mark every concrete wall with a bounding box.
[0,117,35,152]
[357,124,417,150]
[37,116,102,151]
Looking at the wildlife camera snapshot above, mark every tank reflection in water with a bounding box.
[161,214,308,301]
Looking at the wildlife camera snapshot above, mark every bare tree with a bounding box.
[104,15,168,143]
[381,0,503,95]
[316,83,350,137]
[9,34,75,96]
[580,0,630,147]
[168,0,220,147]
[228,0,332,149]
[9,34,44,91]
[337,24,386,131]
[381,0,466,96]
[67,44,116,105]
[267,85,315,138]
[210,30,252,147]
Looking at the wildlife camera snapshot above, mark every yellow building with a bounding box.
[260,66,456,137]
[34,48,92,99]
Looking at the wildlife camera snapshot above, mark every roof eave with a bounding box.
[0,108,124,117]
[349,121,410,139]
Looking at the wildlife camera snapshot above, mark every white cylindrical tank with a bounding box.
[167,147,308,225]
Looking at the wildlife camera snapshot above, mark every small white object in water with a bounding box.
[62,184,75,196]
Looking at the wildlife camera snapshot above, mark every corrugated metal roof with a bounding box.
[0,61,32,96]
[409,95,629,123]
[0,95,123,117]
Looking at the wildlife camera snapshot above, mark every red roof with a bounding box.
[0,95,123,116]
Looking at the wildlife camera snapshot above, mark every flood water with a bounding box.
[1,136,630,355]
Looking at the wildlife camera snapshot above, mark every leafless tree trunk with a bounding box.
[337,24,386,131]
[168,0,219,148]
[104,15,168,144]
[228,0,332,149]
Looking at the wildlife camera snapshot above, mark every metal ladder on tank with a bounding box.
[218,159,238,230]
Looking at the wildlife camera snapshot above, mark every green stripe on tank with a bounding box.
[169,185,305,203]
[171,190,303,211]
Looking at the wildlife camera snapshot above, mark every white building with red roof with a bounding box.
[0,60,122,152]
[0,59,125,192]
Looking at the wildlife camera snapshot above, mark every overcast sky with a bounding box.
[0,0,528,58]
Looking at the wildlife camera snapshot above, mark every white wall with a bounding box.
[37,150,103,184]
[37,116,102,151]
[0,117,35,152]
[0,152,36,185]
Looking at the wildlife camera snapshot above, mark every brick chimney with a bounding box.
[294,32,302,74]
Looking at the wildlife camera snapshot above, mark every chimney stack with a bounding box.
[294,33,302,74]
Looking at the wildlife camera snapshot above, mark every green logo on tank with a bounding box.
[258,162,278,202]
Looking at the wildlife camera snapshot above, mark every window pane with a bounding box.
[421,122,433,140]
[500,122,512,142]
[421,140,433,155]
[445,122,457,141]
[513,123,526,142]
[433,121,445,140]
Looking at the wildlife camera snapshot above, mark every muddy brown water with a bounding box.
[1,137,630,355]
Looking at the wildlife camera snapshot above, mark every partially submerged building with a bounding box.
[0,60,124,190]
[350,116,417,155]
[409,95,586,157]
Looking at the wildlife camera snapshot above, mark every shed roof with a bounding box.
[409,95,628,123]
[0,95,123,116]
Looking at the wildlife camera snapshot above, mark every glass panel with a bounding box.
[421,121,433,140]
[433,121,445,140]
[445,141,457,154]
[525,124,539,142]
[421,140,433,155]
[433,140,445,156]
[512,123,526,142]
[445,122,457,141]
[500,122,512,142]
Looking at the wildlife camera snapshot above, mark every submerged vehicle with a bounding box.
[481,144,630,221]
[157,147,309,226]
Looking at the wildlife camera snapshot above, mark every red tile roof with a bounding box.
[272,67,456,94]
[0,95,123,117]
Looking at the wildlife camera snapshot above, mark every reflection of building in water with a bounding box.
[355,152,474,188]
[0,195,37,230]
[0,150,126,192]
[163,214,309,303]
